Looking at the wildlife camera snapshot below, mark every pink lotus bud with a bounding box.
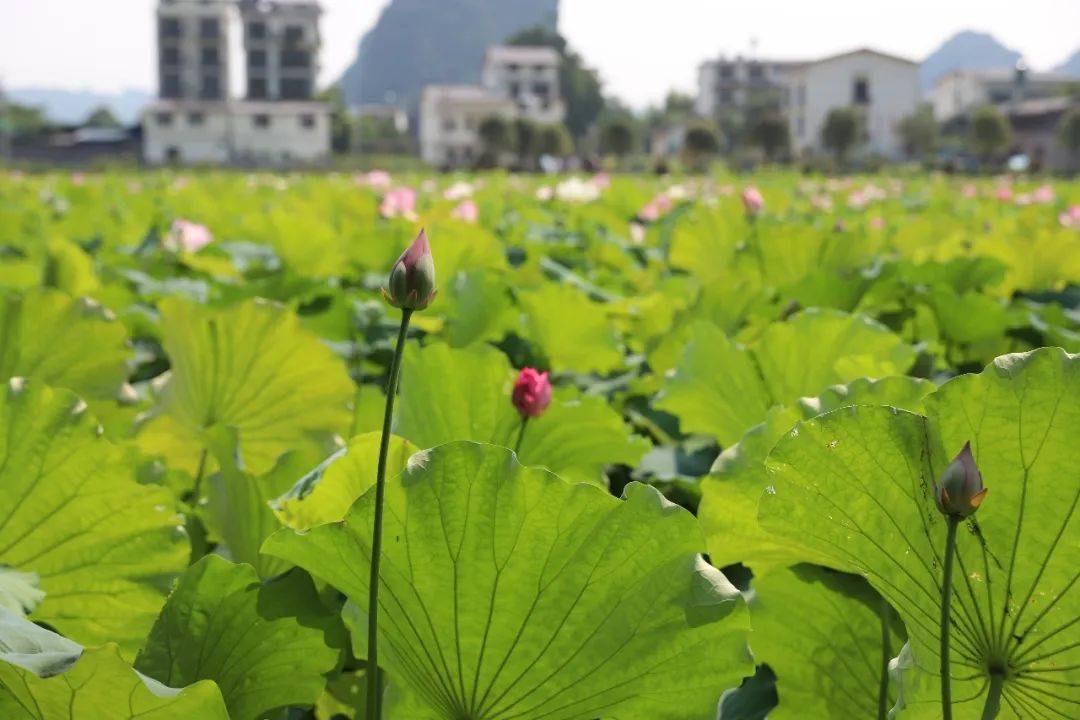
[383,230,436,311]
[380,186,418,220]
[358,170,392,190]
[933,442,987,518]
[1059,205,1080,229]
[167,219,213,253]
[511,367,552,418]
[591,172,611,189]
[741,185,764,216]
[450,199,479,223]
[869,216,885,231]
[962,184,977,198]
[1032,185,1054,204]
[995,186,1013,202]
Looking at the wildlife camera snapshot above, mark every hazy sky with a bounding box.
[0,0,1076,108]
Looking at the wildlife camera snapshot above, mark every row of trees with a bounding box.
[475,116,573,168]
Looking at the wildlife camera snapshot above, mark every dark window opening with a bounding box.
[281,50,310,69]
[187,112,205,126]
[253,114,271,129]
[247,21,266,40]
[300,114,316,129]
[162,46,180,65]
[155,112,174,126]
[200,75,221,99]
[509,82,521,98]
[532,82,549,96]
[159,18,181,38]
[748,63,764,80]
[200,47,219,66]
[199,18,219,39]
[248,77,268,99]
[719,65,735,79]
[281,78,311,99]
[248,50,267,68]
[853,77,871,105]
[284,25,304,45]
[161,74,181,99]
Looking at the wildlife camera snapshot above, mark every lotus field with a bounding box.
[0,169,1078,720]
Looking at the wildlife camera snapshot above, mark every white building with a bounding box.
[930,66,1073,121]
[420,45,565,167]
[695,56,802,121]
[418,86,515,167]
[481,46,565,125]
[785,48,920,159]
[143,0,330,166]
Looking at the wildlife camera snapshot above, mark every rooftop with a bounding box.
[484,45,561,66]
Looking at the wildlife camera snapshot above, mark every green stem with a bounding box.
[366,309,412,720]
[878,598,893,720]
[514,416,529,454]
[980,671,1004,720]
[940,515,960,720]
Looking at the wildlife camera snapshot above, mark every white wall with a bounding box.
[787,52,919,159]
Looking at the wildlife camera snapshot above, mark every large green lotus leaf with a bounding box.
[137,297,354,477]
[518,283,625,373]
[700,376,935,571]
[272,432,418,532]
[748,565,905,719]
[0,288,130,401]
[441,269,516,348]
[134,555,344,720]
[656,309,915,446]
[760,348,1079,717]
[0,608,229,720]
[0,380,187,656]
[265,442,750,720]
[395,342,649,485]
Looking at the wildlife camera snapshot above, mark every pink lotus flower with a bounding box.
[1060,205,1080,229]
[869,216,885,230]
[590,172,611,189]
[70,172,87,187]
[962,184,978,199]
[380,186,418,221]
[995,186,1013,202]
[383,229,436,311]
[1032,185,1055,204]
[167,219,213,253]
[741,185,764,216]
[358,170,392,190]
[450,199,478,223]
[511,367,552,418]
[810,195,833,212]
[933,442,987,519]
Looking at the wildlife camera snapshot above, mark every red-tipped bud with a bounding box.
[511,367,552,418]
[383,229,436,311]
[933,442,987,518]
[741,185,764,216]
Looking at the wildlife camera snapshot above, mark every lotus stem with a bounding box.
[366,308,412,720]
[940,515,960,720]
[980,671,1004,720]
[514,417,529,454]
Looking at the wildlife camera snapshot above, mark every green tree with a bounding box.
[898,104,939,160]
[599,118,635,160]
[749,112,789,162]
[316,86,354,154]
[537,123,573,157]
[83,105,121,128]
[513,118,538,167]
[681,122,721,171]
[821,107,860,165]
[969,106,1012,166]
[1058,107,1080,173]
[506,26,604,139]
[0,102,50,137]
[478,115,515,167]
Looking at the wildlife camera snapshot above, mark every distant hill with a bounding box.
[920,31,1022,91]
[6,88,152,126]
[1056,49,1080,76]
[338,0,559,109]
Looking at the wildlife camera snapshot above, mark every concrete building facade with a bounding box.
[931,66,1073,121]
[144,0,329,165]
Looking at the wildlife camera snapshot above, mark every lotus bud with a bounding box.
[511,367,552,418]
[383,229,436,311]
[933,442,987,518]
[741,185,764,217]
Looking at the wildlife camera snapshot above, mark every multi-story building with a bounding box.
[930,65,1073,122]
[695,56,801,124]
[420,45,566,167]
[143,0,330,166]
[784,48,920,159]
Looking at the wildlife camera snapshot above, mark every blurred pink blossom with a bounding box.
[590,172,611,189]
[962,184,978,198]
[994,186,1013,202]
[1032,185,1055,204]
[380,186,418,221]
[741,185,764,216]
[1060,206,1080,229]
[450,199,479,223]
[167,219,213,253]
[869,216,886,230]
[358,170,392,190]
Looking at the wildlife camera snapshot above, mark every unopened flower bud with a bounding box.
[741,185,764,216]
[511,367,552,418]
[933,442,987,518]
[383,229,436,311]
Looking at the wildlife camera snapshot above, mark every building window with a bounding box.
[281,50,310,69]
[162,46,180,65]
[280,78,311,100]
[532,82,549,96]
[199,18,219,39]
[300,114,316,129]
[719,64,735,79]
[200,47,219,66]
[533,64,546,74]
[159,18,181,39]
[797,84,806,106]
[187,112,205,126]
[200,75,220,99]
[718,88,733,104]
[247,21,266,40]
[509,82,521,98]
[248,49,267,68]
[284,25,304,45]
[853,77,871,105]
[796,116,805,137]
[165,146,181,162]
[161,73,181,99]
[507,63,520,73]
[748,63,764,80]
[442,118,456,132]
[253,114,271,129]
[155,112,174,126]
[248,77,268,99]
